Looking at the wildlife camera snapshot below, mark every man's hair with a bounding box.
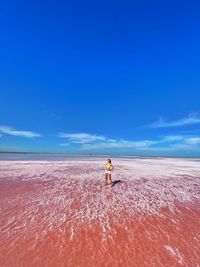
[107,159,111,163]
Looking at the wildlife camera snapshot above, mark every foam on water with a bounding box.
[0,157,200,266]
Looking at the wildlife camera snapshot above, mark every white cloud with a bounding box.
[140,143,198,152]
[186,137,200,145]
[161,135,200,148]
[162,135,200,146]
[58,131,200,154]
[107,138,117,143]
[0,126,41,138]
[81,139,158,150]
[58,132,106,144]
[58,131,159,150]
[149,114,200,128]
[60,143,70,146]
[80,133,200,152]
[162,135,184,142]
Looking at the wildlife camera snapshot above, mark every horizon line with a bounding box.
[0,151,200,159]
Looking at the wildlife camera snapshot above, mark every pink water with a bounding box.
[0,158,200,267]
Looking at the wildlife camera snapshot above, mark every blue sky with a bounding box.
[0,0,200,156]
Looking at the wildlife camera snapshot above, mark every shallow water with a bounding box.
[0,158,200,266]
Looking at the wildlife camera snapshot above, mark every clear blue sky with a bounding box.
[0,0,200,156]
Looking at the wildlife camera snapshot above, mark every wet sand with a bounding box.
[0,157,200,267]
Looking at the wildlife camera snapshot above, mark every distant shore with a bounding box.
[0,151,199,159]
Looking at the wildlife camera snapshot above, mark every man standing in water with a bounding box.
[105,159,114,186]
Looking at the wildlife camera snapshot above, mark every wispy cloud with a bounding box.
[161,135,200,146]
[149,113,200,128]
[58,132,158,150]
[58,133,106,144]
[58,131,200,155]
[81,139,158,150]
[186,137,200,145]
[140,143,199,152]
[0,126,41,138]
[60,143,70,146]
[162,135,184,142]
[81,135,200,153]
